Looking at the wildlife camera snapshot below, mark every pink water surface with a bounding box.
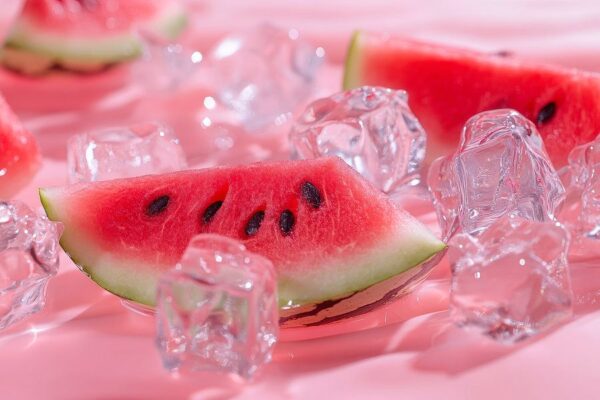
[3,1,600,399]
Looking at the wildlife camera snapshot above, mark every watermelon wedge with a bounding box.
[344,31,600,167]
[2,0,187,74]
[0,93,39,198]
[40,158,445,315]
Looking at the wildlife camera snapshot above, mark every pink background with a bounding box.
[3,1,600,399]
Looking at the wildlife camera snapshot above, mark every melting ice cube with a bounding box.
[560,134,600,249]
[207,24,325,131]
[0,201,61,330]
[155,234,278,379]
[290,86,426,193]
[132,37,203,93]
[450,215,573,343]
[67,122,187,183]
[428,109,565,240]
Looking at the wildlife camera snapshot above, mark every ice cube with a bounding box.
[155,234,278,379]
[290,86,426,193]
[207,24,325,131]
[0,201,61,330]
[560,134,600,248]
[450,214,572,343]
[132,39,203,92]
[67,122,188,184]
[428,109,565,240]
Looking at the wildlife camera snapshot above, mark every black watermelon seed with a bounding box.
[279,210,295,236]
[146,195,169,216]
[494,50,513,58]
[301,181,322,209]
[245,211,265,237]
[202,201,223,224]
[537,102,556,126]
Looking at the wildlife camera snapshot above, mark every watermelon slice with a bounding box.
[344,31,600,167]
[2,0,187,74]
[40,157,445,315]
[0,93,39,198]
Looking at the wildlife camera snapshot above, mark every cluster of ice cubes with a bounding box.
[155,235,278,379]
[131,23,327,167]
[0,201,61,330]
[428,109,573,342]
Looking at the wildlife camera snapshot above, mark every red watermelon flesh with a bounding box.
[0,94,39,198]
[40,157,445,310]
[19,0,174,35]
[343,31,600,167]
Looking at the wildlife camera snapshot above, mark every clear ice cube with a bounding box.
[560,134,600,248]
[132,38,203,92]
[450,214,573,343]
[428,109,565,239]
[67,122,188,184]
[207,24,325,131]
[0,201,61,330]
[290,86,426,193]
[155,234,278,379]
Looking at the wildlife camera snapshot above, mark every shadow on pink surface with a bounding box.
[0,270,106,340]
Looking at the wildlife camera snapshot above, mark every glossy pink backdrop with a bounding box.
[2,1,600,398]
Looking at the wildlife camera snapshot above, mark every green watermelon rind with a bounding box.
[276,238,445,308]
[4,31,143,66]
[150,7,188,41]
[40,186,446,309]
[2,4,187,71]
[342,30,363,90]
